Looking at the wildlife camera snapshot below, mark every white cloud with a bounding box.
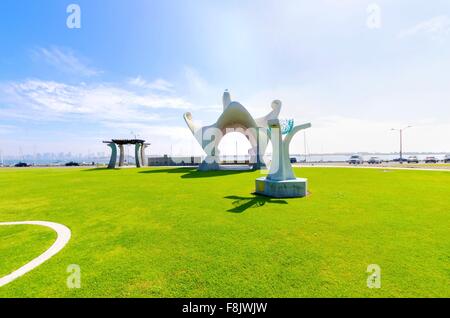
[0,124,15,135]
[184,66,214,96]
[32,46,101,77]
[230,77,450,155]
[128,76,174,92]
[283,116,450,154]
[399,15,450,40]
[0,79,192,123]
[100,121,204,156]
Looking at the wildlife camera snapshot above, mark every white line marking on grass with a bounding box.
[0,221,71,287]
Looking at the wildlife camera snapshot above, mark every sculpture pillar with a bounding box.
[118,144,125,167]
[198,128,221,171]
[255,119,311,198]
[135,143,142,168]
[267,123,295,181]
[252,127,266,170]
[106,142,117,169]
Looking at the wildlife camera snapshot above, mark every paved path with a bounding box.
[296,164,450,172]
[0,221,71,287]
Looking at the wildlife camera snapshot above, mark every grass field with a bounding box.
[390,163,450,169]
[0,167,449,297]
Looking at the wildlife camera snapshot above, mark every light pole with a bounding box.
[391,126,412,163]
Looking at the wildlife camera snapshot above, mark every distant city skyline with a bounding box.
[1,0,450,157]
[1,149,447,162]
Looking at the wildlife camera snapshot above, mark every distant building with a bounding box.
[148,155,201,166]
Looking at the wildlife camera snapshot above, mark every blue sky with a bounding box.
[1,0,450,157]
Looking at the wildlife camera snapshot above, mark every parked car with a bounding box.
[65,161,80,166]
[393,157,408,163]
[348,155,364,164]
[14,162,29,167]
[407,156,419,163]
[290,157,297,163]
[444,154,450,163]
[425,156,438,163]
[367,157,382,164]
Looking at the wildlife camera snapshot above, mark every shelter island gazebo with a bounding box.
[103,139,150,168]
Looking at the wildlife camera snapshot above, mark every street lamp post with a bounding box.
[391,126,412,164]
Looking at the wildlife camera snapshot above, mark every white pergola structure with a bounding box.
[103,139,149,168]
[183,90,281,171]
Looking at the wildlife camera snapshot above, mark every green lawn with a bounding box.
[390,163,450,169]
[0,167,449,297]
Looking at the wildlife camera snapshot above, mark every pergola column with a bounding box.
[134,143,142,168]
[118,144,125,167]
[106,142,117,169]
[140,143,148,167]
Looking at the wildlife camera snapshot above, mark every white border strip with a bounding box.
[0,221,71,287]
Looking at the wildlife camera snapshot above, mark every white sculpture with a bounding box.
[184,90,280,170]
[266,119,312,181]
[256,118,312,198]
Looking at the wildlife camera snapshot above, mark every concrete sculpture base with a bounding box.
[252,162,267,170]
[255,177,308,198]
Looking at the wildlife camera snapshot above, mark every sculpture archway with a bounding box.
[218,131,254,163]
[183,90,281,171]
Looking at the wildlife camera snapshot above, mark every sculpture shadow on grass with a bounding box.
[139,167,254,179]
[82,167,194,173]
[82,167,113,172]
[224,195,288,213]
